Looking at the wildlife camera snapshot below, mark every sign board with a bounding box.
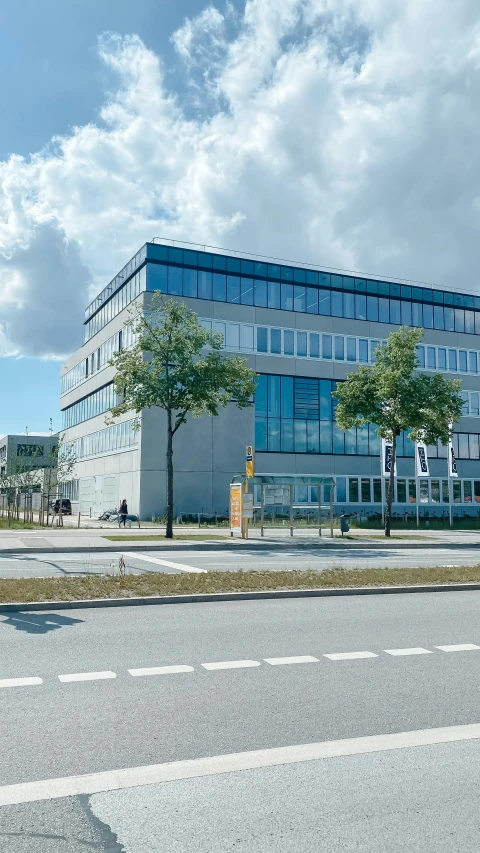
[246,445,254,479]
[242,493,253,520]
[448,444,458,477]
[415,442,430,477]
[230,484,243,534]
[381,439,397,477]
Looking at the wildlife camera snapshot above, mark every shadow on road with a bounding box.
[0,612,84,634]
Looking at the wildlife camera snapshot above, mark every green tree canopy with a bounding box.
[333,326,463,536]
[108,293,258,537]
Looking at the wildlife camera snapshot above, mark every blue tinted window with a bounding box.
[454,293,464,306]
[448,349,457,371]
[475,313,480,336]
[227,257,240,273]
[183,249,198,266]
[281,283,293,311]
[433,290,443,304]
[320,421,333,453]
[331,274,343,289]
[168,247,183,264]
[307,421,319,453]
[320,380,332,420]
[255,418,267,451]
[359,339,368,362]
[294,268,306,283]
[281,420,294,452]
[335,337,344,360]
[437,348,446,370]
[241,277,254,305]
[227,276,240,303]
[240,259,254,275]
[213,273,226,301]
[416,346,425,367]
[147,263,167,291]
[347,338,356,361]
[401,300,412,326]
[268,280,280,309]
[412,302,423,326]
[306,270,318,285]
[271,329,281,354]
[267,375,280,417]
[469,351,478,373]
[331,291,343,317]
[318,272,330,288]
[355,294,366,320]
[198,252,213,268]
[254,279,267,307]
[423,303,433,329]
[281,376,293,418]
[454,308,465,332]
[255,374,267,414]
[284,330,294,355]
[306,287,318,314]
[212,254,227,271]
[268,264,280,279]
[433,305,444,330]
[198,271,212,300]
[297,332,307,357]
[294,286,306,312]
[254,261,267,277]
[390,300,401,324]
[309,333,319,358]
[281,266,293,281]
[322,335,332,359]
[336,477,347,502]
[268,418,281,451]
[147,244,168,261]
[257,327,268,353]
[459,350,468,372]
[367,296,379,321]
[183,268,197,298]
[367,280,378,294]
[344,292,355,318]
[422,288,433,302]
[427,347,436,369]
[355,278,366,292]
[465,310,475,334]
[318,291,331,316]
[294,420,307,452]
[444,306,455,331]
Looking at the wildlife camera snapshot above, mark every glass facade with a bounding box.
[62,384,117,429]
[64,419,138,461]
[254,477,480,506]
[255,373,480,458]
[62,325,136,396]
[84,267,146,341]
[85,246,147,321]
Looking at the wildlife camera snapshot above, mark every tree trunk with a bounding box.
[384,433,397,537]
[165,409,174,539]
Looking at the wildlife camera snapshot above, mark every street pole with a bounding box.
[380,442,385,526]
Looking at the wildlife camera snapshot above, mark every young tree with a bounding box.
[333,327,463,537]
[42,435,76,526]
[108,293,258,538]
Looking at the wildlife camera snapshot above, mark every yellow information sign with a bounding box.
[230,484,243,533]
[246,445,254,478]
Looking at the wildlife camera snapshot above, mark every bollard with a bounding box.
[77,512,81,528]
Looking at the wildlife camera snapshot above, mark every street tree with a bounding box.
[333,326,463,536]
[108,293,258,538]
[43,435,76,526]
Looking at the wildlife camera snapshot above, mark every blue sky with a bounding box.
[1,0,479,435]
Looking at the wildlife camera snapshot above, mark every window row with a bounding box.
[253,478,479,505]
[85,267,146,341]
[64,419,138,461]
[63,325,136,396]
[86,247,146,320]
[62,384,118,429]
[144,262,480,334]
[146,244,479,310]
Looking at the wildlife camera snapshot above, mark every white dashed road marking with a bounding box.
[264,656,319,665]
[324,651,378,661]
[435,644,480,652]
[58,671,117,683]
[201,660,260,670]
[128,666,194,676]
[384,647,432,656]
[0,677,42,689]
[123,553,207,573]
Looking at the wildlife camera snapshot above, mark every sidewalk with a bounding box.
[0,525,479,553]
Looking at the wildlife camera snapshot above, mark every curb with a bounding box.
[0,540,478,555]
[1,582,480,612]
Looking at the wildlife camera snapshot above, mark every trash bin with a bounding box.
[340,515,350,536]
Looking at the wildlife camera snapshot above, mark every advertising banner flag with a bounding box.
[415,442,430,477]
[381,439,397,477]
[448,441,458,477]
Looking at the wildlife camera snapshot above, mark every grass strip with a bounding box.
[104,534,227,541]
[1,566,480,604]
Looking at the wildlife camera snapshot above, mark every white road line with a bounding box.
[324,651,378,661]
[123,552,207,574]
[384,647,432,656]
[264,656,319,665]
[2,722,480,806]
[435,644,480,652]
[58,671,117,683]
[128,666,194,676]
[201,660,260,670]
[0,677,42,689]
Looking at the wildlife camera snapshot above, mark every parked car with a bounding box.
[53,498,72,515]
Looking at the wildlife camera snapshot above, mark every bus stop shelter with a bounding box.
[231,474,336,537]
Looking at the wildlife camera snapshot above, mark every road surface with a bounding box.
[0,591,480,850]
[0,544,479,577]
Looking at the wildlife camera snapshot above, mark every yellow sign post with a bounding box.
[246,445,254,479]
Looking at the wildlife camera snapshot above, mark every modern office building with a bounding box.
[0,433,56,478]
[60,240,480,518]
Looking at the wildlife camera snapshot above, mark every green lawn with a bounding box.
[105,534,227,541]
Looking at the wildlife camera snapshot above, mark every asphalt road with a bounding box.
[0,544,480,577]
[1,592,480,850]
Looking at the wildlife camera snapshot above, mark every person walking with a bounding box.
[119,498,128,527]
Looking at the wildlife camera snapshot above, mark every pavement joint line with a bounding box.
[2,722,480,806]
[122,552,207,574]
[201,660,261,670]
[435,643,480,652]
[0,677,42,688]
[384,647,433,656]
[58,671,117,683]
[324,651,378,660]
[128,666,194,676]
[263,656,320,665]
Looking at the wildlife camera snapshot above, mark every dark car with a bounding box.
[53,498,72,515]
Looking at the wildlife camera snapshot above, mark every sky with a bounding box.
[1,0,480,433]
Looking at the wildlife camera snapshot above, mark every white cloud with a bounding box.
[1,1,480,359]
